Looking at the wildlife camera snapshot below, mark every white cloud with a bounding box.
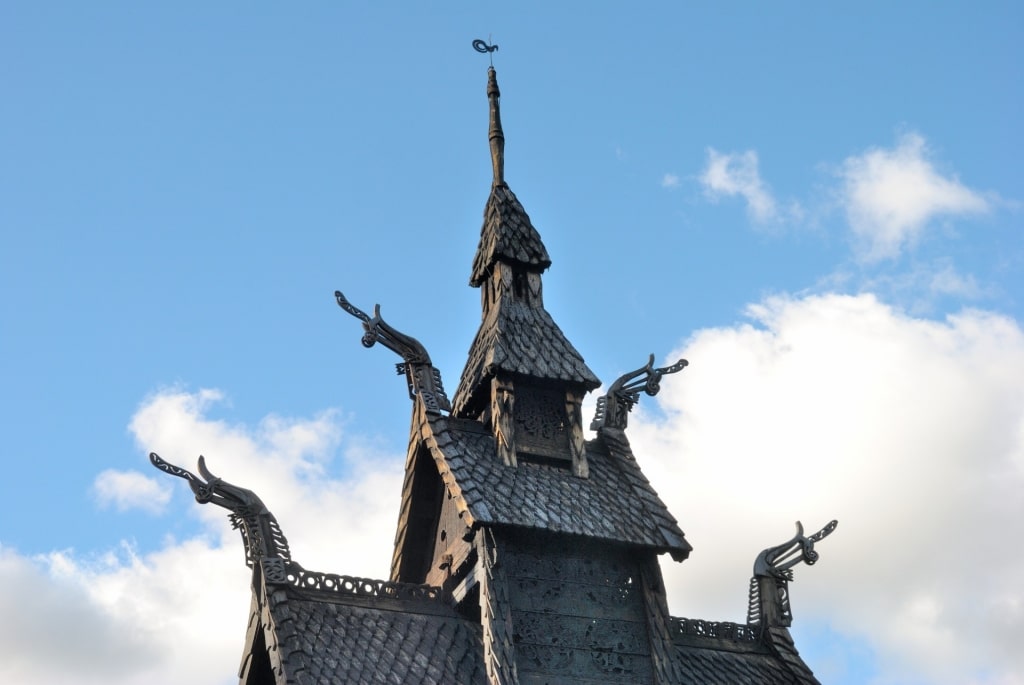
[838,132,990,261]
[699,148,780,222]
[126,387,402,579]
[629,293,1024,684]
[93,469,171,514]
[0,544,164,685]
[928,263,985,299]
[853,259,992,315]
[661,173,680,189]
[0,389,403,685]
[5,299,1024,685]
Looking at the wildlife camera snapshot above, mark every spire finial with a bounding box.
[474,39,504,185]
[486,66,504,185]
[472,38,498,66]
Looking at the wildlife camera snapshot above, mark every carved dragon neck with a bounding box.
[747,520,837,629]
[335,291,451,414]
[591,354,687,432]
[149,453,292,569]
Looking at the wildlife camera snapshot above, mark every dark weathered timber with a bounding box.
[149,453,292,568]
[592,354,688,431]
[748,520,839,629]
[335,291,451,413]
[151,63,835,685]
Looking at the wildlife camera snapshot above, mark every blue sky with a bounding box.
[2,3,1022,684]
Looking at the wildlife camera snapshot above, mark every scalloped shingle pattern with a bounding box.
[452,299,601,414]
[428,416,690,557]
[266,588,486,685]
[469,183,551,287]
[673,644,812,684]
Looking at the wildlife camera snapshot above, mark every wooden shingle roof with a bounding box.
[674,644,816,684]
[453,64,600,415]
[244,562,487,685]
[469,183,551,287]
[669,619,819,684]
[408,412,691,559]
[150,59,831,685]
[452,295,601,415]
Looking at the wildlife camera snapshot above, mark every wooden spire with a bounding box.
[487,67,504,186]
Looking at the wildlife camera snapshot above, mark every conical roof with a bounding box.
[469,182,551,287]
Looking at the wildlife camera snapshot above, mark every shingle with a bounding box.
[266,584,487,685]
[424,414,691,557]
[667,618,820,685]
[453,301,601,414]
[470,184,551,287]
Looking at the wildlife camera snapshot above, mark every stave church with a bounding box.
[152,57,836,685]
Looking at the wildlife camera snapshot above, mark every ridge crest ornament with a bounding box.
[591,354,688,431]
[148,53,836,685]
[335,290,451,413]
[747,520,839,628]
[149,452,292,568]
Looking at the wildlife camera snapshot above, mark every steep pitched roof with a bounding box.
[668,618,820,685]
[452,294,601,414]
[149,58,833,685]
[244,561,486,685]
[392,409,692,569]
[452,66,600,415]
[469,183,551,286]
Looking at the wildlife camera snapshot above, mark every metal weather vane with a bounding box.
[472,37,499,65]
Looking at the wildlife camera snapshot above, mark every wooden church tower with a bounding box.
[151,60,836,685]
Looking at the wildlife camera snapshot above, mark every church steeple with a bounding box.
[468,67,552,289]
[453,66,600,475]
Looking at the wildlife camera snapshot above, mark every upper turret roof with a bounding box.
[469,67,552,286]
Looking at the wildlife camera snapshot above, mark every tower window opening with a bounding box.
[513,271,527,300]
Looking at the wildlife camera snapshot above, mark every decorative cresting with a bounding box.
[149,453,291,567]
[591,354,688,431]
[282,568,448,602]
[747,520,838,628]
[151,454,455,609]
[669,617,759,644]
[335,290,451,414]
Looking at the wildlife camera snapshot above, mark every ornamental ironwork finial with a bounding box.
[149,453,292,569]
[747,519,838,628]
[472,38,499,61]
[591,354,688,431]
[334,290,451,414]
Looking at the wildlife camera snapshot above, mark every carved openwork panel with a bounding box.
[514,641,650,683]
[283,565,449,602]
[500,533,654,683]
[668,617,759,644]
[505,550,637,586]
[514,612,648,653]
[508,576,642,620]
[514,386,571,461]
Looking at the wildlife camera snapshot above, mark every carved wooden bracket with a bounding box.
[335,290,451,414]
[149,453,292,569]
[747,520,838,628]
[592,354,688,431]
